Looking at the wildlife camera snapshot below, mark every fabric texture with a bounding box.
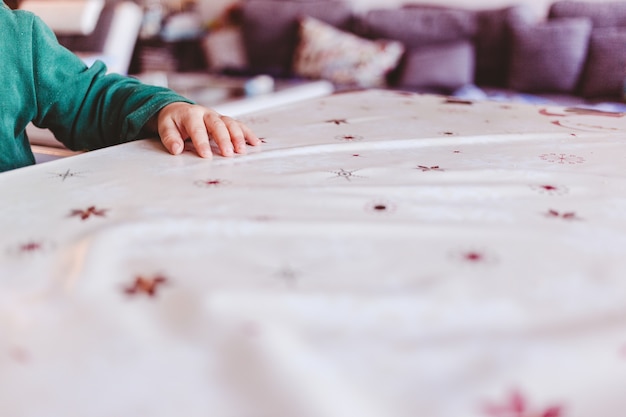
[508,17,593,93]
[579,27,626,98]
[293,16,404,88]
[3,89,626,417]
[0,4,191,172]
[357,6,477,48]
[240,0,353,77]
[549,0,626,28]
[396,41,475,93]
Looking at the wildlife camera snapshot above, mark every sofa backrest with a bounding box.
[240,0,353,78]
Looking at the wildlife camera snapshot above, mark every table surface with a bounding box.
[2,89,626,417]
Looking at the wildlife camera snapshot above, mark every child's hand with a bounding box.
[154,102,261,158]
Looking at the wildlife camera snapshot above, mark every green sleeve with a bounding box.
[29,15,192,151]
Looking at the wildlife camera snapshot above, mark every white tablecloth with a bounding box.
[2,90,626,417]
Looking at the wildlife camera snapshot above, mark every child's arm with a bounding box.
[148,102,261,158]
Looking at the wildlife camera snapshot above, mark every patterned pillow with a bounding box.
[579,28,626,98]
[293,16,405,88]
[240,0,353,77]
[508,18,592,93]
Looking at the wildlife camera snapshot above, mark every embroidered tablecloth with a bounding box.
[2,90,626,417]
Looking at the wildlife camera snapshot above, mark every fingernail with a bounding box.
[200,144,213,158]
[172,143,183,154]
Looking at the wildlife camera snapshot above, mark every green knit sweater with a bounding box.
[0,2,191,172]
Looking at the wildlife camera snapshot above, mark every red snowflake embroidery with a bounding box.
[329,168,364,181]
[483,390,563,417]
[124,275,167,297]
[540,153,585,165]
[70,206,108,220]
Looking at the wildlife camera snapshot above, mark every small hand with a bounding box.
[156,102,261,158]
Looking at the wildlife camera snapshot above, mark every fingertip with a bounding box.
[171,141,183,155]
[198,143,214,159]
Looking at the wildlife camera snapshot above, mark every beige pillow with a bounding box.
[293,16,404,88]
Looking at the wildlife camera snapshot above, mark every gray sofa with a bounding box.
[232,0,626,107]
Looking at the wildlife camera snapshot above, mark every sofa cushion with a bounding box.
[293,16,404,88]
[357,6,477,47]
[579,28,626,98]
[508,17,592,93]
[396,41,475,93]
[239,0,353,77]
[474,5,534,87]
[549,0,626,28]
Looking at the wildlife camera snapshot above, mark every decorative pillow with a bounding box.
[396,41,475,93]
[508,18,593,93]
[579,28,626,98]
[474,5,534,87]
[549,0,626,28]
[357,7,477,48]
[293,16,405,88]
[239,0,353,77]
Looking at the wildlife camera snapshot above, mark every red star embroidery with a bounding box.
[483,390,563,417]
[416,165,444,172]
[532,184,569,196]
[546,209,580,220]
[335,134,363,142]
[124,276,167,297]
[70,206,108,220]
[463,251,484,262]
[9,347,31,364]
[19,241,43,253]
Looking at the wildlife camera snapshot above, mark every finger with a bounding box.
[158,119,185,155]
[184,114,214,158]
[204,112,234,157]
[221,116,247,154]
[240,122,261,146]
